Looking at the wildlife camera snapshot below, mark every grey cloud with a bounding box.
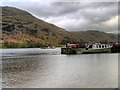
[19,2,118,19]
[5,2,118,33]
[51,2,80,15]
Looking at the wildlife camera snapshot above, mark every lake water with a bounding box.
[1,48,118,88]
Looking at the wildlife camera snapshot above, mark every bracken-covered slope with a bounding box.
[1,6,118,48]
[2,6,75,47]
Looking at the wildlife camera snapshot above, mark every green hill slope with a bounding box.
[2,6,75,48]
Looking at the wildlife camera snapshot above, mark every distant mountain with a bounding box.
[1,6,119,48]
[71,30,119,43]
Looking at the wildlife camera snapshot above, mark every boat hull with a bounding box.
[76,48,111,54]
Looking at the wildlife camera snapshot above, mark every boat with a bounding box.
[41,46,55,49]
[111,42,120,53]
[76,43,112,54]
[61,43,112,54]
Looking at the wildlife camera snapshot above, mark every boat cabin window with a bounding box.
[105,45,107,48]
[96,45,98,48]
[99,45,101,48]
[102,45,104,48]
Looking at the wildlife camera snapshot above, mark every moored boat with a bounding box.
[41,46,55,49]
[77,43,112,54]
[111,42,120,53]
[61,43,112,54]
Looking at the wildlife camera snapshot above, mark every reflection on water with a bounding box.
[1,48,118,88]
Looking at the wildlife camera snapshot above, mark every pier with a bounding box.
[61,48,77,54]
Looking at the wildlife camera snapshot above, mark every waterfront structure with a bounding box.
[61,43,113,54]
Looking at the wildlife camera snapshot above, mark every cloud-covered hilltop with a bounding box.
[2,2,118,33]
[2,6,118,48]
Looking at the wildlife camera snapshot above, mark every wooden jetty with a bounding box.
[61,48,77,54]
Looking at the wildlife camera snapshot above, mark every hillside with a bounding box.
[71,30,118,43]
[1,6,118,48]
[2,6,76,48]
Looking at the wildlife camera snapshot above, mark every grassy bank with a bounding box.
[0,43,65,49]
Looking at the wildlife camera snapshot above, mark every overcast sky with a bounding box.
[1,0,119,33]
